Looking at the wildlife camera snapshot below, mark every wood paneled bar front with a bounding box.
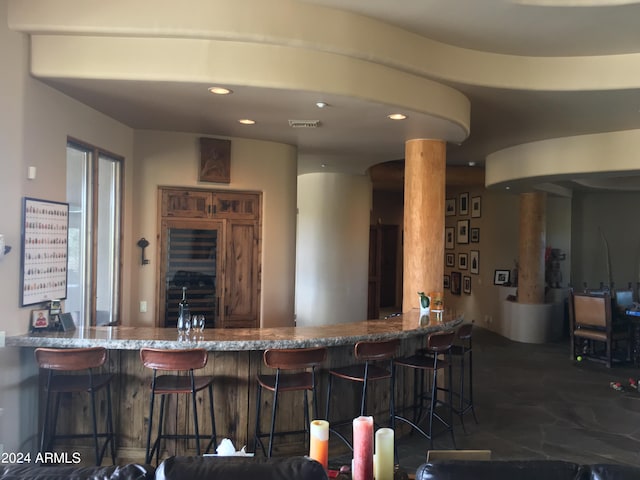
[8,310,462,463]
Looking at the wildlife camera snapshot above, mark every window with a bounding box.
[66,139,122,327]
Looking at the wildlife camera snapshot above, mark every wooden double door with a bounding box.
[158,187,261,328]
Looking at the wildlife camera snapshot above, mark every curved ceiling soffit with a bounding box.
[485,129,640,190]
[10,0,640,93]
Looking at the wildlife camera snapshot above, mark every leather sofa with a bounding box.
[0,456,327,480]
[416,460,640,480]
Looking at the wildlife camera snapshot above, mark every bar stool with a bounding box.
[394,330,456,449]
[140,348,217,464]
[253,346,327,458]
[325,338,399,449]
[450,323,478,432]
[35,347,115,466]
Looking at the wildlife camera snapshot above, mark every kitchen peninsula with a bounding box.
[8,310,462,461]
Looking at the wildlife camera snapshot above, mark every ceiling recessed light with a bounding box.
[387,113,407,120]
[238,119,255,125]
[468,161,476,167]
[208,86,233,95]
[316,102,329,108]
[505,186,511,190]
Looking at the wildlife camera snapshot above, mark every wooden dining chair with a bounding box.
[569,291,631,367]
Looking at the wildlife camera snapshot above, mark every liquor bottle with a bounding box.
[178,286,190,332]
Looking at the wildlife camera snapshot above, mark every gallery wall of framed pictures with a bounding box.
[444,190,482,296]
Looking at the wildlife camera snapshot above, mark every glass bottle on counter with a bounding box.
[177,286,190,333]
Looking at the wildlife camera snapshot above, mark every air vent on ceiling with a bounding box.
[288,119,321,128]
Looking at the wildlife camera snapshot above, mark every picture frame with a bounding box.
[443,274,451,289]
[199,137,231,183]
[471,196,482,218]
[459,192,469,216]
[470,250,480,275]
[494,269,511,286]
[456,219,469,245]
[463,275,472,295]
[470,227,480,243]
[21,197,69,307]
[458,253,468,270]
[58,312,76,332]
[451,271,462,295]
[31,309,50,330]
[446,253,455,267]
[445,227,455,249]
[445,198,456,217]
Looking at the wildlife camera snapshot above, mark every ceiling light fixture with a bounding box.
[316,102,329,108]
[208,86,233,95]
[238,119,256,125]
[468,161,477,167]
[387,113,407,120]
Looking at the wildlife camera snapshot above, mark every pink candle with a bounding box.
[352,416,374,480]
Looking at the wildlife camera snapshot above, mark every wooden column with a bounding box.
[518,192,546,304]
[403,139,446,312]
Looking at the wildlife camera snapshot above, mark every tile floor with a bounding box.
[393,326,640,471]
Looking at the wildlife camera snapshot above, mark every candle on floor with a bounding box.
[374,428,394,480]
[309,419,329,469]
[352,416,374,480]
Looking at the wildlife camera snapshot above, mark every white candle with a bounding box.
[374,428,394,480]
[352,416,374,480]
[309,419,329,469]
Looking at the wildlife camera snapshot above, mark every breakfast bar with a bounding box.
[7,310,462,462]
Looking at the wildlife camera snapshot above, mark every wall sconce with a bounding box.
[137,238,150,265]
[0,234,11,261]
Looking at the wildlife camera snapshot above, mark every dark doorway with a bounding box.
[368,224,399,319]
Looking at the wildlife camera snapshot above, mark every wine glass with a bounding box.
[195,314,206,338]
[184,316,191,337]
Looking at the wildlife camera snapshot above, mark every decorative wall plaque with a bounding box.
[199,137,231,183]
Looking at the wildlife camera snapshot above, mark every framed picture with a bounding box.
[456,219,469,245]
[470,250,480,274]
[58,312,76,332]
[463,275,472,294]
[443,274,451,289]
[459,192,469,216]
[494,269,511,286]
[471,196,482,218]
[31,309,50,330]
[470,227,480,243]
[445,227,455,249]
[21,197,69,306]
[446,253,455,267]
[445,198,456,217]
[451,271,462,295]
[458,253,468,270]
[199,137,231,183]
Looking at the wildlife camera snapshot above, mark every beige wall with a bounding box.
[0,0,134,452]
[132,131,297,328]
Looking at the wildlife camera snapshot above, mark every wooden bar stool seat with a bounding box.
[325,338,399,449]
[140,348,217,464]
[394,330,456,449]
[253,347,327,457]
[35,347,115,466]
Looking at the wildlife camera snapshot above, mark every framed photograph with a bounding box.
[31,309,50,330]
[199,137,231,183]
[451,271,462,295]
[463,275,472,295]
[470,250,480,274]
[443,274,451,289]
[445,198,456,217]
[459,192,469,216]
[21,197,69,307]
[445,227,455,249]
[494,269,511,286]
[456,219,469,245]
[470,227,480,243]
[471,196,482,218]
[458,253,468,270]
[446,253,455,267]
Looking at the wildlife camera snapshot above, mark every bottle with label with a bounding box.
[177,286,190,332]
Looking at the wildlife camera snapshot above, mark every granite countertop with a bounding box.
[6,309,462,351]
